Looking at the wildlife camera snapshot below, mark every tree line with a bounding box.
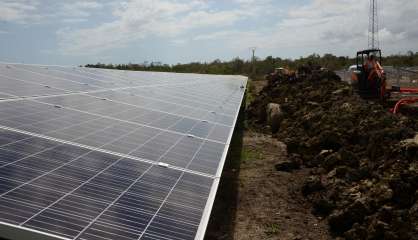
[85,51,418,77]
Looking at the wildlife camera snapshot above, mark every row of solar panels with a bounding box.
[0,63,246,240]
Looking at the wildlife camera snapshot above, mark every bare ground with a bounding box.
[205,79,332,240]
[205,129,331,240]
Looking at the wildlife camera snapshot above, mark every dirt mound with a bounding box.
[247,66,418,239]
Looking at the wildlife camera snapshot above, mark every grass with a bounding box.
[245,78,257,108]
[241,147,263,164]
[243,78,258,130]
[265,223,280,236]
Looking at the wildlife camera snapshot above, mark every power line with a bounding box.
[249,47,256,61]
[249,47,257,76]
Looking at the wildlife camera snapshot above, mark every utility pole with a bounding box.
[368,0,379,49]
[250,47,257,77]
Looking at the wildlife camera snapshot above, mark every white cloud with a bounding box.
[46,1,103,24]
[193,0,418,58]
[56,0,266,55]
[0,0,41,23]
[2,0,418,63]
[193,30,260,42]
[170,39,188,46]
[61,18,88,24]
[273,0,418,55]
[193,31,237,41]
[0,1,104,25]
[59,1,102,18]
[51,0,418,59]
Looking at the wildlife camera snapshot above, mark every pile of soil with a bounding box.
[247,67,418,239]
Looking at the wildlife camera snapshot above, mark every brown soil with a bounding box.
[236,133,331,240]
[205,80,332,240]
[246,67,418,239]
[206,130,331,240]
[252,79,268,93]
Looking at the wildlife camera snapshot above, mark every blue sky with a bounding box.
[1,0,417,66]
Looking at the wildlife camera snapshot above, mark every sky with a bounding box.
[0,0,417,66]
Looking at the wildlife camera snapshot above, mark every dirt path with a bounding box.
[205,79,331,240]
[235,132,330,240]
[205,129,331,240]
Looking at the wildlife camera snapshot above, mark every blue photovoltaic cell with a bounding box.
[0,63,246,240]
[0,129,215,240]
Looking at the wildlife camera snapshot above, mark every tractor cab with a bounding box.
[353,49,386,99]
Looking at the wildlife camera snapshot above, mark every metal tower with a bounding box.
[368,0,379,49]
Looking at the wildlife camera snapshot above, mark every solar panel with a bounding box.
[0,63,247,240]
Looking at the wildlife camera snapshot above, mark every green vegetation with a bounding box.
[264,223,280,236]
[241,148,263,164]
[245,79,256,107]
[86,51,418,77]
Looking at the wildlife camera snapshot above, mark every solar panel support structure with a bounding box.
[195,81,246,240]
[0,62,248,240]
[0,222,66,240]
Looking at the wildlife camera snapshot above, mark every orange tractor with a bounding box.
[352,49,418,114]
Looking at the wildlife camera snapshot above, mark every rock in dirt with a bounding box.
[247,64,418,239]
[322,152,342,171]
[266,103,283,133]
[328,199,370,233]
[312,198,335,216]
[302,176,324,196]
[275,161,300,172]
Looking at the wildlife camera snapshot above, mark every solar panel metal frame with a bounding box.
[194,86,244,240]
[0,62,247,240]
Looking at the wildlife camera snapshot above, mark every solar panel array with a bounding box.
[0,63,247,240]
